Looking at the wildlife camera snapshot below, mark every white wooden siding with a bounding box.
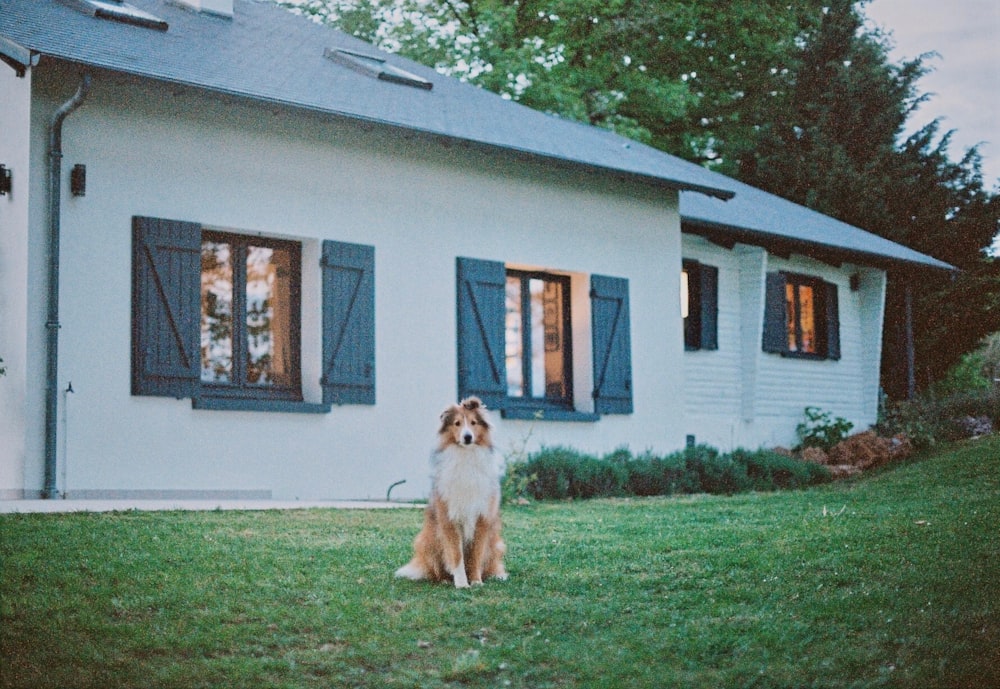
[683,235,887,450]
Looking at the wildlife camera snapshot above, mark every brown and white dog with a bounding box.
[395,397,508,588]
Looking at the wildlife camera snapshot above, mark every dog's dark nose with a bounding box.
[462,433,473,445]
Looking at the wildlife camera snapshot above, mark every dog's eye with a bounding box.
[470,420,477,425]
[454,420,461,426]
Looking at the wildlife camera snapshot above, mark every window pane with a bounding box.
[785,283,798,352]
[201,240,233,382]
[505,276,523,397]
[246,244,295,387]
[532,278,567,399]
[798,284,816,354]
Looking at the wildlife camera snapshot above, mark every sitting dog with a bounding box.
[395,397,507,588]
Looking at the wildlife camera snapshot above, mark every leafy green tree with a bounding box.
[738,0,1000,393]
[279,0,999,393]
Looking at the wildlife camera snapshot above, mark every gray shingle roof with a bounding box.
[0,0,952,270]
[680,177,954,271]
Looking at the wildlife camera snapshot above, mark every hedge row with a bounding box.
[504,445,831,502]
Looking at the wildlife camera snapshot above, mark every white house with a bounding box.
[0,0,951,501]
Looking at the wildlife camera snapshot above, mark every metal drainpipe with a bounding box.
[43,73,91,499]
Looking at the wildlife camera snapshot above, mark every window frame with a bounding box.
[199,230,304,404]
[682,259,718,352]
[762,271,840,361]
[504,268,575,413]
[456,256,631,421]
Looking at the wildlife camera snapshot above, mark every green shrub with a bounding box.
[928,351,992,397]
[878,388,1000,449]
[521,442,830,501]
[736,448,830,490]
[523,446,628,500]
[796,406,854,451]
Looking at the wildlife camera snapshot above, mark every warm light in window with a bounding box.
[681,270,690,320]
[786,282,817,354]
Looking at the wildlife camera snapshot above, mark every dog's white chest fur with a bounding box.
[432,445,501,542]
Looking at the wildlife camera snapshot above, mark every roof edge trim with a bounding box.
[682,218,957,272]
[0,36,36,76]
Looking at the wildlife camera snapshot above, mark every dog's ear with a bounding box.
[439,406,457,428]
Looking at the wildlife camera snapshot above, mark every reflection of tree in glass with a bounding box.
[246,246,275,385]
[201,241,233,383]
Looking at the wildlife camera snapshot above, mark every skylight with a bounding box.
[61,0,169,31]
[324,48,433,91]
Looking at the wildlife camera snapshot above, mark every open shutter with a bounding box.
[131,216,201,398]
[683,260,701,351]
[321,240,375,405]
[456,256,506,410]
[699,264,719,350]
[823,281,841,360]
[591,274,633,414]
[762,272,788,354]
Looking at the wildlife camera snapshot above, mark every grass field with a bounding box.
[2,437,998,688]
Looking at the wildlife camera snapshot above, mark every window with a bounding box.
[456,257,632,419]
[200,232,301,400]
[762,272,840,360]
[682,259,718,351]
[131,216,375,411]
[505,270,572,408]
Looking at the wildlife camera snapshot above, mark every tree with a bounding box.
[738,0,1000,394]
[280,0,1000,393]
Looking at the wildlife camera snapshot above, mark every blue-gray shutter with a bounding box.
[456,256,506,410]
[762,272,788,354]
[321,240,375,405]
[131,216,201,398]
[699,264,719,350]
[591,274,633,414]
[683,260,701,351]
[823,281,841,360]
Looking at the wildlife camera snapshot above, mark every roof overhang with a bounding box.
[683,218,957,273]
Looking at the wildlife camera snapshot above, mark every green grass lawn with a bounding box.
[2,437,998,689]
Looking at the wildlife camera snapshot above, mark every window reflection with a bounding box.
[505,276,523,397]
[246,245,294,387]
[505,271,569,402]
[200,233,299,393]
[201,241,233,383]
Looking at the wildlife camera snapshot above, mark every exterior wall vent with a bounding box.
[324,48,433,91]
[58,0,169,31]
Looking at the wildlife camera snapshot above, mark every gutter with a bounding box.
[44,72,91,499]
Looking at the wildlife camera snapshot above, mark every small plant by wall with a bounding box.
[796,406,854,451]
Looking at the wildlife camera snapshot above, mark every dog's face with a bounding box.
[438,397,492,448]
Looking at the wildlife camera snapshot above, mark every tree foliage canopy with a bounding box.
[281,0,1000,392]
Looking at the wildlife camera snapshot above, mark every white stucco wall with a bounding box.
[0,64,34,498]
[682,234,887,450]
[7,62,693,500]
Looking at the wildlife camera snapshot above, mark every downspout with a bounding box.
[44,73,91,499]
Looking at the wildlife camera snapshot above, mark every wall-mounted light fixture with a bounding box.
[0,165,11,196]
[70,164,86,197]
[850,273,861,292]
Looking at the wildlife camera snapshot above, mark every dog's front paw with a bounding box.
[452,570,470,588]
